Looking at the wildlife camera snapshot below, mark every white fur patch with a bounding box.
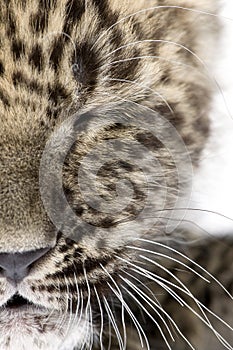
[0,308,92,350]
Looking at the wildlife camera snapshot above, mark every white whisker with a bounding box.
[94,286,104,350]
[120,275,175,342]
[103,296,124,350]
[97,55,191,72]
[126,245,210,282]
[106,77,175,114]
[138,254,233,333]
[116,254,233,349]
[92,6,233,51]
[83,265,93,348]
[121,276,198,350]
[107,282,150,349]
[100,264,127,349]
[121,283,173,350]
[71,272,80,331]
[137,239,233,299]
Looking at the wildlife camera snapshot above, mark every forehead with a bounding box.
[0,0,103,127]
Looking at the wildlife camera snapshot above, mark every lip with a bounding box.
[1,304,48,314]
[1,293,48,314]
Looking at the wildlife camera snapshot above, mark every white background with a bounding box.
[185,0,233,235]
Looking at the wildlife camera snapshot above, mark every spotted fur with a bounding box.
[0,1,232,350]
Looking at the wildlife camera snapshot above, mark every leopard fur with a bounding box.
[0,1,232,350]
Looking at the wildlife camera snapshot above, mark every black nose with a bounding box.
[0,248,50,282]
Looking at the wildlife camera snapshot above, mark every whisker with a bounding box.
[100,90,172,120]
[159,207,233,224]
[122,271,233,350]
[103,296,124,350]
[89,302,94,350]
[121,283,173,350]
[137,239,233,299]
[121,257,233,349]
[94,286,104,350]
[97,55,191,72]
[56,280,68,333]
[106,77,175,115]
[44,31,77,63]
[100,264,127,350]
[136,255,233,332]
[123,269,163,306]
[64,275,74,340]
[71,272,81,332]
[78,289,84,332]
[92,6,233,51]
[120,275,175,342]
[126,246,210,282]
[107,309,112,350]
[104,37,232,121]
[83,265,93,348]
[117,255,190,305]
[121,276,197,350]
[107,282,150,349]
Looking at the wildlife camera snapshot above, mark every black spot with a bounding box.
[136,131,163,150]
[73,42,100,92]
[12,71,44,94]
[50,256,115,280]
[155,103,182,128]
[63,0,85,35]
[98,217,114,228]
[74,205,84,216]
[47,285,56,293]
[48,82,69,106]
[38,0,57,10]
[58,245,70,254]
[92,0,118,29]
[49,36,65,71]
[48,296,54,303]
[117,160,135,172]
[28,44,44,71]
[183,134,194,146]
[6,11,16,37]
[63,254,73,263]
[30,11,48,33]
[92,0,123,57]
[73,248,83,258]
[72,63,86,84]
[160,72,171,84]
[46,106,59,119]
[193,117,209,136]
[37,285,46,292]
[109,47,141,82]
[0,90,10,106]
[11,39,25,60]
[0,61,4,76]
[12,71,26,86]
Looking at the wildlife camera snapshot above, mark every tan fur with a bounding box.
[1,1,231,350]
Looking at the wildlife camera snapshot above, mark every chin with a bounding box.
[0,307,90,350]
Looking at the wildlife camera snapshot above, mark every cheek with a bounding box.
[0,311,89,350]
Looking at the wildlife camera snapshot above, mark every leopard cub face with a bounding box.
[0,0,220,349]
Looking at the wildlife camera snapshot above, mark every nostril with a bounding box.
[0,247,50,282]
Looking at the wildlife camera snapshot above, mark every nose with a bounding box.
[0,248,50,282]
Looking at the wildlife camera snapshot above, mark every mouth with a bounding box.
[4,293,36,310]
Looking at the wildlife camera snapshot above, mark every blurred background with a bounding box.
[185,0,233,236]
